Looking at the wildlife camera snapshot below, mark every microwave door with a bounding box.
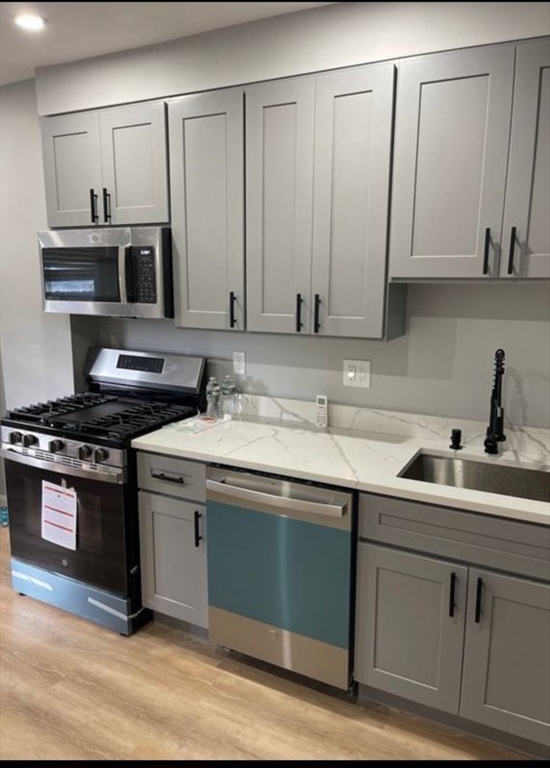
[41,244,133,317]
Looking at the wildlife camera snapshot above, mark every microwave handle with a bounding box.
[124,247,135,303]
[117,246,130,305]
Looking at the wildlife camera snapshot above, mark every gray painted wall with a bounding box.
[87,281,550,428]
[1,3,549,437]
[35,2,550,115]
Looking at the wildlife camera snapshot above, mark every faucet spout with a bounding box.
[484,349,506,455]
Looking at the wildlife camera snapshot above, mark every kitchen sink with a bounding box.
[399,452,550,503]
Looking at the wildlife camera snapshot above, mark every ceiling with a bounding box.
[0,2,335,86]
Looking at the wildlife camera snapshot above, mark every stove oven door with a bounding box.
[3,451,133,596]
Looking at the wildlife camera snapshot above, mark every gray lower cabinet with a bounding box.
[355,543,468,713]
[168,88,245,331]
[356,494,550,747]
[137,452,208,628]
[41,101,169,228]
[245,62,400,339]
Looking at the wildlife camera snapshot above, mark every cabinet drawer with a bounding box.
[359,493,550,581]
[137,452,206,502]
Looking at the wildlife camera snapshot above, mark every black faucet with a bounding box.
[484,349,506,455]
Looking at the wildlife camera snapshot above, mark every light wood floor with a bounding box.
[0,527,529,761]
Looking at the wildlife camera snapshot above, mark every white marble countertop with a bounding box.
[132,398,550,527]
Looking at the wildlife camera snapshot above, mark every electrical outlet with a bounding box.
[343,359,371,388]
[233,351,246,376]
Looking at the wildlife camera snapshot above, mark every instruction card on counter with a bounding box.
[41,480,77,550]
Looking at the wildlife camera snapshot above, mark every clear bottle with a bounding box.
[221,374,237,420]
[205,376,221,419]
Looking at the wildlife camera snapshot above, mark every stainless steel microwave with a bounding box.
[38,226,174,318]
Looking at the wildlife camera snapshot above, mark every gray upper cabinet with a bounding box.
[169,89,245,330]
[246,77,315,334]
[41,101,169,228]
[245,63,397,338]
[312,64,394,337]
[501,39,550,279]
[390,45,515,279]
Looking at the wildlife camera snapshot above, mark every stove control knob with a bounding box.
[78,445,93,460]
[48,439,65,454]
[22,434,38,447]
[94,448,109,464]
[9,431,23,444]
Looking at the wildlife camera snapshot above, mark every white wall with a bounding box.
[35,2,550,115]
[0,80,74,410]
[1,3,549,435]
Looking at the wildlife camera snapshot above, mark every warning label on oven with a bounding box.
[41,480,77,550]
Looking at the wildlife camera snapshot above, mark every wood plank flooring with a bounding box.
[0,527,529,761]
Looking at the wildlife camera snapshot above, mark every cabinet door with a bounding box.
[41,111,102,228]
[355,543,467,713]
[169,89,245,330]
[460,569,550,746]
[501,39,550,279]
[246,78,315,333]
[138,491,208,628]
[311,63,394,338]
[100,102,169,225]
[390,46,515,279]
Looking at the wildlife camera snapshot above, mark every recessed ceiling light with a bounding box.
[15,14,46,32]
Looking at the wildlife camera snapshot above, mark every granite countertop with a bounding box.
[132,397,550,527]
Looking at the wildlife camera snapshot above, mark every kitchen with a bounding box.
[0,0,549,760]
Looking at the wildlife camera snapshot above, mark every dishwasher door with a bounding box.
[206,466,354,690]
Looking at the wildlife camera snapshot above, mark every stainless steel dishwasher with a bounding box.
[206,466,355,690]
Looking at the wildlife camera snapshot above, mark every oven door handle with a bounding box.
[1,448,125,485]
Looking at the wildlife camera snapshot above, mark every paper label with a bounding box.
[41,480,77,550]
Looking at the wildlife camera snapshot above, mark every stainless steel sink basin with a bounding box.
[399,453,550,503]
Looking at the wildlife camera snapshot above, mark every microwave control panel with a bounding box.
[133,247,157,304]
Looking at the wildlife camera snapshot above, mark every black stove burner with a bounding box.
[4,392,196,446]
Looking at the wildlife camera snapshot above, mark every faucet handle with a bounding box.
[450,428,463,450]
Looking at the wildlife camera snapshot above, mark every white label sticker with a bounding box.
[41,480,77,550]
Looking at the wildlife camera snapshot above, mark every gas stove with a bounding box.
[0,347,207,636]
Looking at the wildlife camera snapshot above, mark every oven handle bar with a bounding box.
[1,448,125,485]
[206,477,347,518]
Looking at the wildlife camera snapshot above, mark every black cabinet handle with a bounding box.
[507,226,517,275]
[482,228,491,275]
[102,187,112,223]
[89,189,98,223]
[296,293,303,332]
[314,294,321,333]
[474,577,483,623]
[229,291,237,328]
[449,572,457,618]
[151,471,184,485]
[194,510,203,548]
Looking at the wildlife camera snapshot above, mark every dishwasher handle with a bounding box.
[206,477,347,519]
